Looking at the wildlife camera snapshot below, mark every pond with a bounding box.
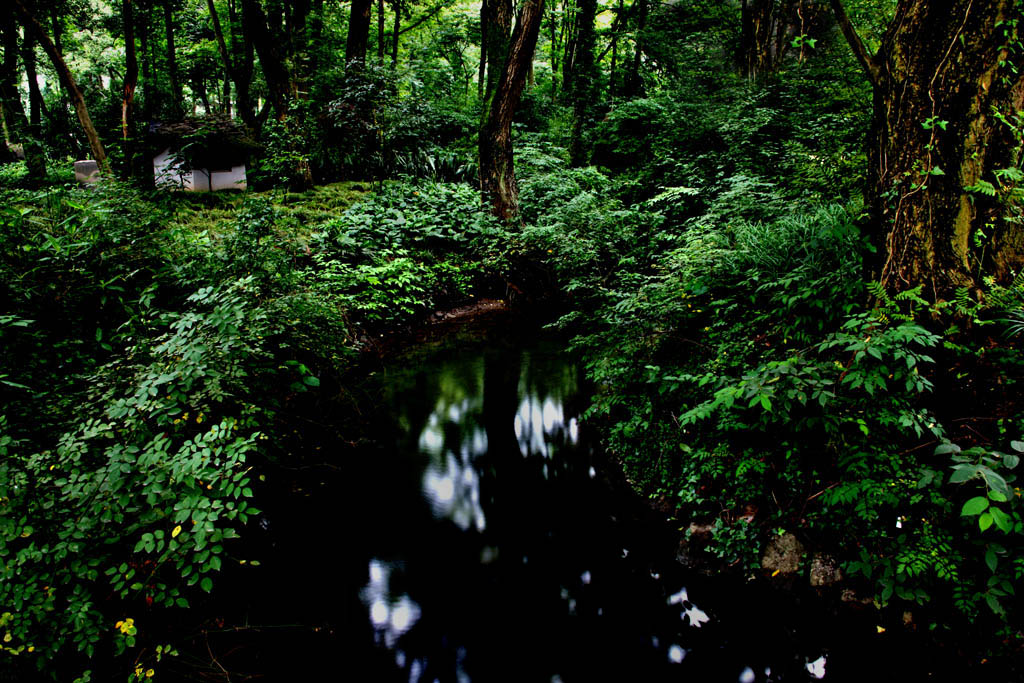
[191,315,962,682]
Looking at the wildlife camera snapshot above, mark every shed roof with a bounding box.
[148,116,259,168]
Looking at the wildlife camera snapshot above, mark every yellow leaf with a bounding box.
[171,525,182,538]
[876,625,886,633]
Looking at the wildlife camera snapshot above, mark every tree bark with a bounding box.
[832,0,1024,299]
[14,0,109,173]
[164,0,183,117]
[346,0,373,67]
[378,0,385,62]
[568,0,596,166]
[479,0,545,220]
[208,0,255,125]
[1,12,44,176]
[484,0,513,100]
[242,0,291,117]
[391,0,401,67]
[121,0,139,163]
[23,32,42,131]
[624,0,646,96]
[741,0,776,78]
[478,0,487,98]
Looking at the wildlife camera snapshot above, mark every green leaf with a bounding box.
[200,577,213,593]
[1011,440,1024,453]
[990,507,1012,533]
[961,496,989,516]
[759,394,772,412]
[934,443,961,455]
[985,548,998,572]
[303,376,320,387]
[979,511,994,531]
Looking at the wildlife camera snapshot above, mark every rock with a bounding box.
[809,553,843,587]
[761,532,804,575]
[686,522,715,541]
[74,160,100,184]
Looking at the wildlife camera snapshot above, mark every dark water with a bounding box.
[185,321,973,682]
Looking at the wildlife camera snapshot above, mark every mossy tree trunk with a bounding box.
[832,0,1024,300]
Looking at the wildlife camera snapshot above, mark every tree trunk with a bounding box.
[23,32,42,131]
[568,0,596,166]
[484,0,513,100]
[548,0,559,99]
[1,13,43,176]
[164,0,183,117]
[208,0,255,125]
[14,0,109,173]
[624,0,646,96]
[478,0,487,98]
[346,0,373,67]
[391,0,401,67]
[378,0,385,62]
[242,0,290,117]
[560,2,576,98]
[479,0,545,220]
[121,0,139,179]
[832,0,1024,299]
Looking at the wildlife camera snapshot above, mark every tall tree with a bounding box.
[483,0,513,98]
[1,11,45,177]
[624,0,646,96]
[479,0,545,220]
[241,0,291,117]
[121,0,139,163]
[208,0,255,125]
[831,0,1024,299]
[13,0,109,173]
[567,0,596,166]
[347,0,373,66]
[741,0,784,78]
[163,0,183,117]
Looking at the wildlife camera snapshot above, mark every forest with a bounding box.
[1,0,1024,680]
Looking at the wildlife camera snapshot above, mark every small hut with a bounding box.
[149,117,258,192]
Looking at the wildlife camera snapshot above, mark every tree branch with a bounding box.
[829,0,881,87]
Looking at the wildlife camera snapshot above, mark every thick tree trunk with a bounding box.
[479,0,545,220]
[484,0,513,100]
[833,0,1024,299]
[568,0,596,166]
[346,0,373,67]
[14,0,109,173]
[741,0,777,78]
